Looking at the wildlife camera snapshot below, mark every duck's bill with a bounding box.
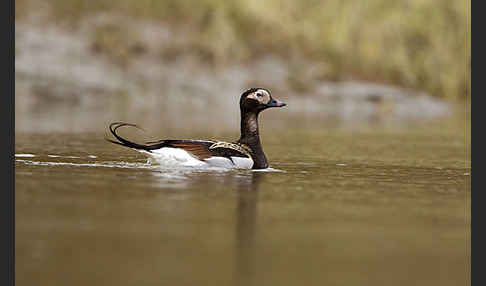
[266,98,287,108]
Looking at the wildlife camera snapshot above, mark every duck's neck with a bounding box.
[238,111,268,169]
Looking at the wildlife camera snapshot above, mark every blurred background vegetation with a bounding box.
[16,0,469,101]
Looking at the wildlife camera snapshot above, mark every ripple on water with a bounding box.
[15,154,36,158]
[15,159,157,170]
[252,167,285,173]
[15,158,287,173]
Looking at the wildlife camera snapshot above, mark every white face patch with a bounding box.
[247,89,271,104]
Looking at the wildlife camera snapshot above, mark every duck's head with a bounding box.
[240,88,286,113]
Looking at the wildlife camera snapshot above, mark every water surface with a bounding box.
[15,119,470,286]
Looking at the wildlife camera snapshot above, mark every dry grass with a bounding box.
[16,0,470,100]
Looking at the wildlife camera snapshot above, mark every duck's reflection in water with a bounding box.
[150,167,264,285]
[234,172,263,286]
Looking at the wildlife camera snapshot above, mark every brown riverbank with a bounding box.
[16,19,454,133]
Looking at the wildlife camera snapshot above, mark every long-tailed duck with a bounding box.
[106,88,286,169]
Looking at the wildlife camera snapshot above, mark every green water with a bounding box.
[15,118,470,286]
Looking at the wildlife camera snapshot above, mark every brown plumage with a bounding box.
[170,142,214,159]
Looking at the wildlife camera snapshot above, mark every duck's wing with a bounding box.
[205,141,252,159]
[162,140,252,162]
[106,122,252,161]
[155,139,216,160]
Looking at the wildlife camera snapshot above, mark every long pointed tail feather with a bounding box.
[106,122,167,152]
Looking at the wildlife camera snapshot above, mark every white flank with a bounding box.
[229,156,254,169]
[141,148,254,169]
[146,148,207,167]
[203,157,233,168]
[203,156,253,169]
